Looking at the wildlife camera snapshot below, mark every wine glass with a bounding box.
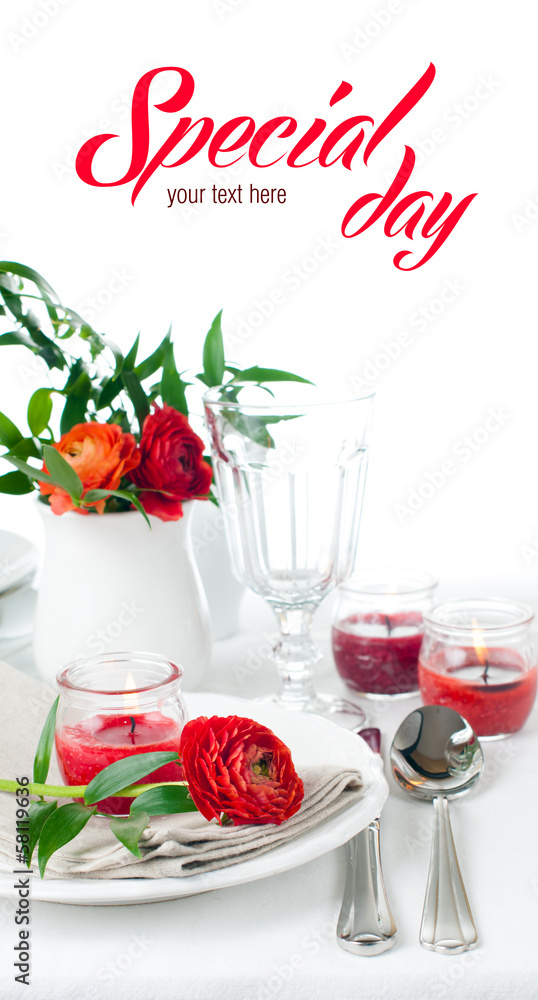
[203,383,374,723]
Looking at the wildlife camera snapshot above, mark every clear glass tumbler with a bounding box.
[204,382,374,723]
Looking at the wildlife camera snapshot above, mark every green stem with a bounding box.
[0,779,187,798]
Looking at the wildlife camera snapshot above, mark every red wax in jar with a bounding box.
[55,712,183,815]
[332,611,424,695]
[418,649,538,737]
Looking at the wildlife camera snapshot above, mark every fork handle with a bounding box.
[420,795,478,954]
[337,820,397,956]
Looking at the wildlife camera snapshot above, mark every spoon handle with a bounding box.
[337,820,397,956]
[420,795,478,954]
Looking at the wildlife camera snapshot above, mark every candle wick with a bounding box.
[384,614,392,636]
[482,658,490,685]
[129,716,136,734]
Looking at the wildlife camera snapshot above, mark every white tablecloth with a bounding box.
[1,593,537,1000]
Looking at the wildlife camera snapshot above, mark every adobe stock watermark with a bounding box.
[75,268,134,325]
[350,276,465,391]
[257,915,337,1000]
[340,0,408,61]
[7,0,73,54]
[394,406,511,523]
[224,234,339,351]
[85,600,144,656]
[510,193,538,235]
[382,73,501,177]
[520,528,538,568]
[213,0,250,19]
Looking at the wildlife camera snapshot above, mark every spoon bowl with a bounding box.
[390,705,484,801]
[390,705,483,955]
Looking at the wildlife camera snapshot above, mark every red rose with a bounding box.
[39,422,140,515]
[179,715,304,826]
[129,404,212,522]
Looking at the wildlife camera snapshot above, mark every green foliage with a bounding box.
[0,261,312,511]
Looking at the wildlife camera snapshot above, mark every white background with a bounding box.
[0,0,537,598]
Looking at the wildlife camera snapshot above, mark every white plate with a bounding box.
[0,586,36,640]
[0,530,38,597]
[0,693,388,906]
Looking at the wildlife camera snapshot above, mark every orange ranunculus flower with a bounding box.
[39,422,140,515]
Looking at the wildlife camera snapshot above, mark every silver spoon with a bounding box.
[390,705,483,955]
[337,728,397,956]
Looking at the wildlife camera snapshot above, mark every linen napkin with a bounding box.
[0,661,364,880]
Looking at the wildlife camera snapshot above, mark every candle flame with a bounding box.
[471,618,489,666]
[123,671,140,714]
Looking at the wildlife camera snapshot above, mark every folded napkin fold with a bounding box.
[0,661,363,880]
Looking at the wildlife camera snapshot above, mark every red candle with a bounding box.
[418,649,538,738]
[56,712,183,815]
[332,611,424,695]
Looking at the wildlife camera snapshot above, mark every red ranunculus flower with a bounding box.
[39,422,140,515]
[179,715,304,826]
[129,404,212,521]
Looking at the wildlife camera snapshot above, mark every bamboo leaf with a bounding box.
[42,444,83,500]
[33,696,59,784]
[0,411,23,449]
[121,369,150,432]
[27,388,54,436]
[38,803,96,878]
[124,333,140,370]
[27,800,57,868]
[130,785,198,816]
[0,471,34,495]
[84,751,180,805]
[202,310,225,387]
[230,366,313,385]
[110,811,150,858]
[3,455,55,486]
[81,488,151,528]
[161,339,189,416]
[135,331,171,381]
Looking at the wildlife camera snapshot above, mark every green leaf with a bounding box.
[0,471,34,495]
[81,488,151,528]
[134,331,171,381]
[84,751,180,805]
[202,310,225,387]
[0,260,58,300]
[160,339,189,416]
[38,803,96,878]
[130,784,198,816]
[95,375,123,411]
[3,455,55,486]
[8,437,41,460]
[124,333,140,370]
[27,388,54,436]
[27,800,57,867]
[0,411,23,449]
[121,369,150,432]
[42,444,83,500]
[230,366,313,385]
[60,393,90,434]
[110,811,149,858]
[33,696,59,784]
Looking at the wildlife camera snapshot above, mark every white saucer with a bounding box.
[0,530,38,597]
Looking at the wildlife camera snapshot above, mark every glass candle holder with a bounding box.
[332,569,437,698]
[55,652,187,815]
[418,599,537,740]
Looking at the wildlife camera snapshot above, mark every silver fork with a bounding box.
[336,728,397,956]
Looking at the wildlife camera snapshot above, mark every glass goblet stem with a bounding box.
[270,604,323,711]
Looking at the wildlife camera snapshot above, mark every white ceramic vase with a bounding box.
[33,501,211,690]
[191,500,245,640]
